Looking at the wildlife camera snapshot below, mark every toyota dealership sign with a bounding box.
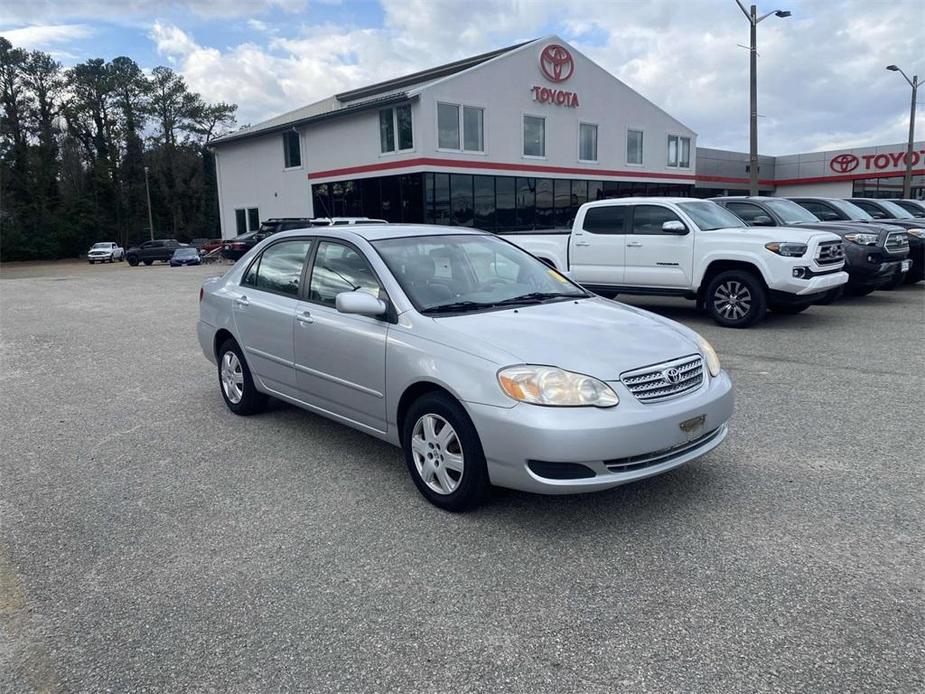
[828,148,925,175]
[532,44,580,108]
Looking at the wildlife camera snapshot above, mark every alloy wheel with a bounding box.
[410,414,464,495]
[221,351,244,404]
[713,280,752,321]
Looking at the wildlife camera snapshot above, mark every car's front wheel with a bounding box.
[143,259,153,266]
[705,270,767,328]
[127,256,139,266]
[217,338,267,415]
[402,393,489,511]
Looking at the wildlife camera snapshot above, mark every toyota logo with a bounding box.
[662,367,682,384]
[830,154,860,173]
[539,44,574,83]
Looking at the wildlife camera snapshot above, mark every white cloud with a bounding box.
[0,23,93,49]
[0,1,306,24]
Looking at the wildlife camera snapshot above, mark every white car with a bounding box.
[508,198,848,328]
[87,242,124,264]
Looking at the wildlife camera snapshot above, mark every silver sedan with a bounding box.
[198,225,734,510]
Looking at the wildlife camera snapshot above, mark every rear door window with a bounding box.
[582,206,627,234]
[244,239,312,296]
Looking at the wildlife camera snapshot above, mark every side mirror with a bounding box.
[662,220,688,235]
[335,290,387,318]
[752,215,774,226]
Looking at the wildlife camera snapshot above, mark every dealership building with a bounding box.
[210,36,925,237]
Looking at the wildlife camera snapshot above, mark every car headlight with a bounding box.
[844,232,879,246]
[695,335,721,377]
[907,228,925,238]
[764,242,807,257]
[497,365,619,407]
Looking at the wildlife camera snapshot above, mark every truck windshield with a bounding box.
[92,243,111,249]
[829,200,873,220]
[677,201,746,230]
[763,199,820,224]
[372,234,587,314]
[876,200,914,219]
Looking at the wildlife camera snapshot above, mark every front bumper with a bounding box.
[467,370,734,494]
[88,254,112,261]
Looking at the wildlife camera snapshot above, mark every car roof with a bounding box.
[271,224,488,243]
[585,197,706,205]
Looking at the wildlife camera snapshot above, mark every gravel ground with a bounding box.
[1,259,922,693]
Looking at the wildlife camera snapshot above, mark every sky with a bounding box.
[1,0,922,155]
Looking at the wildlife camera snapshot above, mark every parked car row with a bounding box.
[221,218,387,261]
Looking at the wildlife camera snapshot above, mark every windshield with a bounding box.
[829,199,873,220]
[677,201,746,230]
[174,248,198,257]
[371,234,588,314]
[763,199,820,224]
[92,243,111,249]
[877,200,914,219]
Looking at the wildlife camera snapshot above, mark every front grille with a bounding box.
[620,354,704,403]
[604,426,724,473]
[815,240,845,265]
[885,231,909,254]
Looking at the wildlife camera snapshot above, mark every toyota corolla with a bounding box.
[198,225,734,510]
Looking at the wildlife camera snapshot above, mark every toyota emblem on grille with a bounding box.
[662,367,682,384]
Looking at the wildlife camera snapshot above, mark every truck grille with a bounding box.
[620,354,704,403]
[815,240,844,265]
[885,231,909,255]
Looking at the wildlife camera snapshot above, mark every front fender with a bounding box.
[693,250,774,289]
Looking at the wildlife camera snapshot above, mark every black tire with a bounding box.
[217,338,267,416]
[127,256,139,266]
[904,272,922,285]
[88,260,94,264]
[402,392,490,512]
[108,257,114,263]
[769,303,809,315]
[705,270,767,328]
[143,259,153,266]
[882,272,905,290]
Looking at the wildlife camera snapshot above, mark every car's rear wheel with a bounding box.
[127,256,139,266]
[217,339,267,416]
[143,259,153,266]
[705,270,767,328]
[402,393,489,511]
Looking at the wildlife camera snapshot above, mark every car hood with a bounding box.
[433,297,701,381]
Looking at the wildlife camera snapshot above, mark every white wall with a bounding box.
[214,131,312,238]
[774,181,852,197]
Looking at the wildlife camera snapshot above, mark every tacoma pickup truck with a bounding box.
[712,196,909,295]
[845,198,923,284]
[506,197,848,328]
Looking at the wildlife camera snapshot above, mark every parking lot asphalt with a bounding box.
[0,259,922,693]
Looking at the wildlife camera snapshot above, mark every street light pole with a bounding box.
[144,165,155,241]
[735,1,791,196]
[886,65,920,199]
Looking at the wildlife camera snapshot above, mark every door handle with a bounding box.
[235,296,249,307]
[574,241,591,247]
[627,242,643,248]
[297,310,313,325]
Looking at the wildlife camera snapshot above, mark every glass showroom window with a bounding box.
[579,123,598,162]
[523,115,545,158]
[380,105,413,154]
[667,135,691,168]
[438,103,484,152]
[627,129,644,165]
[283,130,301,168]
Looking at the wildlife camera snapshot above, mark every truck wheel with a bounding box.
[705,270,767,328]
[143,259,153,266]
[402,392,490,512]
[217,338,267,416]
[127,256,139,266]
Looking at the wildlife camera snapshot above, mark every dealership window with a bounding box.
[283,130,301,168]
[667,135,691,168]
[523,115,545,157]
[579,123,598,162]
[627,129,644,165]
[235,207,260,235]
[437,103,484,152]
[380,104,413,154]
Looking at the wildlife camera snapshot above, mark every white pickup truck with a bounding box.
[507,197,848,328]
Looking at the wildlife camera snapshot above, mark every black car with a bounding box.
[221,218,313,261]
[887,199,925,218]
[786,197,913,292]
[169,247,202,267]
[125,239,183,266]
[713,196,907,296]
[846,199,924,284]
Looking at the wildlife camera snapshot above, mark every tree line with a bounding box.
[0,37,238,261]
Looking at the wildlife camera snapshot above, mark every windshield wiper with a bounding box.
[491,291,585,306]
[420,300,491,314]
